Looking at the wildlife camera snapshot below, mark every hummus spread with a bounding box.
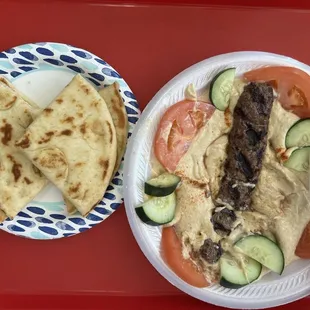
[159,80,310,283]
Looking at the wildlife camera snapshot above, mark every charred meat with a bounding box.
[212,82,274,235]
[211,208,237,236]
[199,238,223,264]
[217,82,274,211]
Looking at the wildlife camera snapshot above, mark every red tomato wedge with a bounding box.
[161,226,209,288]
[154,100,215,172]
[244,66,310,118]
[296,221,310,258]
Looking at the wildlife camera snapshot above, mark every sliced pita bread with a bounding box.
[0,211,7,223]
[64,196,77,215]
[16,74,117,216]
[99,82,128,176]
[0,77,47,220]
[65,82,128,215]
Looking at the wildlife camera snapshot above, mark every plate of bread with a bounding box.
[0,42,139,239]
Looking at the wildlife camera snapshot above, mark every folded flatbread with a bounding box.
[0,77,47,220]
[65,82,128,215]
[99,82,128,177]
[16,74,117,216]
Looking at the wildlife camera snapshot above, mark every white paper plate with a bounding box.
[123,52,310,309]
[0,42,140,239]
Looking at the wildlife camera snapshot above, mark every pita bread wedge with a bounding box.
[65,82,128,215]
[0,210,7,223]
[0,77,47,220]
[64,196,77,215]
[99,82,128,176]
[16,74,117,216]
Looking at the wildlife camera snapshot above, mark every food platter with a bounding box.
[123,52,310,309]
[0,42,140,239]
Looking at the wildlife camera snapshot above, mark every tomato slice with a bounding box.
[161,226,209,288]
[296,221,310,258]
[244,66,310,118]
[154,100,215,172]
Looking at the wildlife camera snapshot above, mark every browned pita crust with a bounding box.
[16,74,117,216]
[99,82,128,176]
[65,82,128,215]
[0,77,47,220]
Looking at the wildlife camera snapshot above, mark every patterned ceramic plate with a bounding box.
[0,42,140,239]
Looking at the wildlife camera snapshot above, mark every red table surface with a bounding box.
[2,1,310,309]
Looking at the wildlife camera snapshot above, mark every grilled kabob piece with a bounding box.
[211,82,274,235]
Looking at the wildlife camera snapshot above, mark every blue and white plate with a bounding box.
[0,42,140,239]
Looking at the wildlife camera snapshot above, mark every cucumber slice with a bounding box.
[286,119,310,148]
[210,68,236,111]
[220,253,262,289]
[144,173,180,197]
[235,235,285,275]
[135,192,176,226]
[284,146,310,172]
